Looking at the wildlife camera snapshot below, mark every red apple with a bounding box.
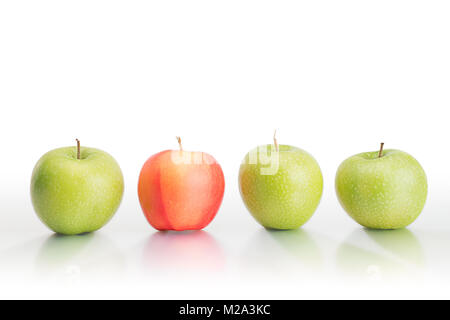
[138,138,225,231]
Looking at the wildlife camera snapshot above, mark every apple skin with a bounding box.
[335,149,427,229]
[239,145,323,230]
[138,150,225,231]
[31,147,124,235]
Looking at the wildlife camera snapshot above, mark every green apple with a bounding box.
[31,141,124,235]
[239,144,323,229]
[335,145,427,229]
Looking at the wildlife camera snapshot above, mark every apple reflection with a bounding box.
[336,228,425,283]
[35,233,125,284]
[143,230,225,275]
[239,228,322,280]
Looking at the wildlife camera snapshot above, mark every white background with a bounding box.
[1,1,450,299]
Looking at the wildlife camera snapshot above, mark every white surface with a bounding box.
[1,1,450,299]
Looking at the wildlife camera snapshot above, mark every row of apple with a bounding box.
[30,137,427,235]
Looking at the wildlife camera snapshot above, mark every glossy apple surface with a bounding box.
[31,147,124,235]
[138,150,225,231]
[335,149,427,229]
[239,145,323,229]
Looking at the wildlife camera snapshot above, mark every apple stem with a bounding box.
[273,130,279,152]
[378,142,384,158]
[176,136,183,151]
[76,139,81,160]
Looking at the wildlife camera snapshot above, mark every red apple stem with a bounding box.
[378,142,384,158]
[273,130,279,152]
[76,139,81,160]
[176,136,183,151]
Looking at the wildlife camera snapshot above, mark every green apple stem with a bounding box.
[273,130,279,152]
[176,136,183,151]
[378,142,385,158]
[76,139,81,160]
